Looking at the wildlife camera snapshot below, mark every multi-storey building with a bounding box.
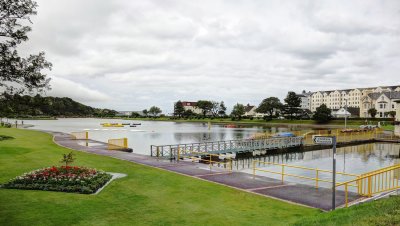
[361,92,400,118]
[296,91,312,110]
[308,85,400,118]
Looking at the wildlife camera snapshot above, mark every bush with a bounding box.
[2,166,112,194]
[0,135,14,141]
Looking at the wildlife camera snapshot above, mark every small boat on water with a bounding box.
[131,123,141,126]
[225,124,236,128]
[101,123,124,127]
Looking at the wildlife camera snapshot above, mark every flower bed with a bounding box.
[2,166,112,194]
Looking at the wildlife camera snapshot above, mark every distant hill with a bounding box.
[0,93,117,118]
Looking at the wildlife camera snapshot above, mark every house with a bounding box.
[360,92,400,118]
[180,101,203,115]
[243,104,257,117]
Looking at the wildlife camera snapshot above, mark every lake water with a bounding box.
[22,118,302,155]
[20,118,400,185]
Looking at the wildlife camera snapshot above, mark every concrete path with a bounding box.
[51,131,361,211]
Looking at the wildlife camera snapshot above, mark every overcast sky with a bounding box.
[20,0,400,113]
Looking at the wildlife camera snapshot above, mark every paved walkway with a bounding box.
[51,131,362,211]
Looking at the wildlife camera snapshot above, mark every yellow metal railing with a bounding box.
[252,160,359,189]
[71,131,88,140]
[303,128,386,145]
[251,128,392,144]
[108,138,128,150]
[336,164,400,207]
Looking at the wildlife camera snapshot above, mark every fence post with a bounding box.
[281,165,285,184]
[252,161,256,179]
[368,176,372,197]
[177,146,180,162]
[123,138,128,148]
[156,146,160,158]
[345,184,349,207]
[316,169,319,189]
[85,131,89,140]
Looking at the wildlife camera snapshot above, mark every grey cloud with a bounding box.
[19,0,400,112]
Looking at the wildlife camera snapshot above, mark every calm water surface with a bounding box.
[23,118,301,154]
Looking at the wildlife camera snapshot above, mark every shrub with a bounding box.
[2,166,112,194]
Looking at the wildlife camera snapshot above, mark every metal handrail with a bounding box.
[151,136,303,157]
[336,164,400,207]
[252,160,359,189]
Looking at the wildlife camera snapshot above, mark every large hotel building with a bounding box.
[299,85,400,118]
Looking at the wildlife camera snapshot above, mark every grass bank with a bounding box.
[0,128,318,226]
[294,196,400,226]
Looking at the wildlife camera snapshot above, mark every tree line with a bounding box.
[168,92,336,123]
[0,93,117,118]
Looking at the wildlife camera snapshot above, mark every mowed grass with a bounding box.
[294,196,400,226]
[0,128,319,226]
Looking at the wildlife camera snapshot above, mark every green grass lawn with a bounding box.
[294,196,400,226]
[0,128,319,226]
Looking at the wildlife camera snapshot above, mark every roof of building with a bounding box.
[333,107,360,116]
[313,85,400,94]
[181,101,197,106]
[244,104,255,112]
[368,91,400,100]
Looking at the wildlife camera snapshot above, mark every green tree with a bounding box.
[368,108,377,118]
[196,100,213,117]
[231,103,245,120]
[256,97,282,120]
[182,109,195,118]
[174,101,185,118]
[130,112,141,118]
[149,106,162,117]
[142,109,149,117]
[1,0,52,94]
[312,104,332,123]
[218,101,227,117]
[283,92,301,120]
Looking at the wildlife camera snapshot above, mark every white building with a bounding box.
[309,85,400,118]
[361,92,400,118]
[243,104,257,117]
[180,101,203,115]
[297,91,312,110]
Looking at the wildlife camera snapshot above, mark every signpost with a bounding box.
[313,135,337,210]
